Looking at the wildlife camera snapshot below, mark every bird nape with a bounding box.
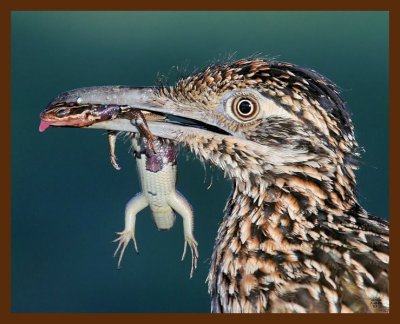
[42,58,389,313]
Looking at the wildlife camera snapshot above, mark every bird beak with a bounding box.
[43,86,231,141]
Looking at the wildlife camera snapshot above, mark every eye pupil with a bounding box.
[238,100,253,115]
[230,97,259,121]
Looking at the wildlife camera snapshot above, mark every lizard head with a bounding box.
[39,100,123,132]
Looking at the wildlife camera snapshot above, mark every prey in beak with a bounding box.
[39,101,123,132]
[40,85,232,140]
[39,86,201,277]
[39,59,389,313]
[40,93,171,154]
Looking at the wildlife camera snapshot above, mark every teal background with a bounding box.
[11,11,389,313]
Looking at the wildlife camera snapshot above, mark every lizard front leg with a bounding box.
[107,130,121,170]
[114,193,149,268]
[125,110,157,153]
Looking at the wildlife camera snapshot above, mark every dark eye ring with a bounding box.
[232,97,259,120]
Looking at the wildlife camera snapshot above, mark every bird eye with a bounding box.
[232,97,259,121]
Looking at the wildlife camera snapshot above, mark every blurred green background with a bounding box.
[11,11,388,313]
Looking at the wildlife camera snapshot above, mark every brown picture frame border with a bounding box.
[1,1,397,322]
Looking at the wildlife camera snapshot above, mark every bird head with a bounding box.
[41,59,360,206]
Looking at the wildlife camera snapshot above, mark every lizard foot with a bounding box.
[181,237,199,278]
[113,230,139,269]
[110,153,121,170]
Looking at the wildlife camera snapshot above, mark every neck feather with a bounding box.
[206,172,385,313]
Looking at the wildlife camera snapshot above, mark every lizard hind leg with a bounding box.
[168,191,199,278]
[181,237,199,279]
[113,231,138,268]
[113,193,148,269]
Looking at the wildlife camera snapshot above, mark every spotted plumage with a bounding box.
[41,58,389,313]
[158,59,389,313]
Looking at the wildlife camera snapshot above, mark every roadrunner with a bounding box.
[42,58,389,313]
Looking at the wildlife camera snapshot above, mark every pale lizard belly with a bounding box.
[136,152,177,230]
